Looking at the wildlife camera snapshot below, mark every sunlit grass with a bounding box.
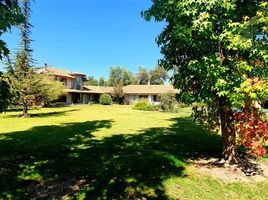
[0,105,267,199]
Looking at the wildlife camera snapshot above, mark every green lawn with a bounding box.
[0,105,267,200]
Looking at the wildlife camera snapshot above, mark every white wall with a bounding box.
[129,95,139,104]
[66,78,72,89]
[148,95,153,104]
[128,94,159,105]
[67,94,72,104]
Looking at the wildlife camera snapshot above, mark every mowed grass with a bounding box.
[0,105,267,200]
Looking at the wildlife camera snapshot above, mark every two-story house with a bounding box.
[39,65,92,104]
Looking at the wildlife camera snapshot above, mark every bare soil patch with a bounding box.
[192,158,268,183]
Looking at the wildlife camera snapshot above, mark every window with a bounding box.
[139,95,148,99]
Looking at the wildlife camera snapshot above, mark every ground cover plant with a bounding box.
[0,105,267,199]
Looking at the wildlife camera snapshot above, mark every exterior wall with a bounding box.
[66,78,73,89]
[65,92,161,105]
[128,95,139,104]
[65,93,91,104]
[148,95,153,104]
[66,93,72,104]
[72,75,83,90]
[127,94,160,105]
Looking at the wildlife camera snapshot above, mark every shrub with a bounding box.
[151,104,161,111]
[133,99,154,111]
[99,94,112,105]
[0,77,12,113]
[157,93,177,112]
[234,108,268,157]
[177,103,190,108]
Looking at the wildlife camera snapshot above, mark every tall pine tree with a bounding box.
[8,0,65,117]
[9,0,34,117]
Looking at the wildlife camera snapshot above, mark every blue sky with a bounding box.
[1,0,165,78]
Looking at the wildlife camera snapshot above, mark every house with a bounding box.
[83,86,113,102]
[39,65,179,105]
[123,85,180,105]
[39,65,91,104]
[84,85,179,105]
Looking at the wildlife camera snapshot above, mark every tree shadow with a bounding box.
[30,109,80,118]
[1,109,80,118]
[0,117,221,199]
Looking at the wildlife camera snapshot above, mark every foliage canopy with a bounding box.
[143,0,268,159]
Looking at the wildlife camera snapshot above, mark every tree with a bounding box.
[0,0,23,112]
[135,66,169,85]
[157,93,177,112]
[108,67,122,86]
[149,65,169,85]
[111,84,125,104]
[108,67,134,86]
[84,76,98,86]
[33,74,65,106]
[98,76,107,86]
[8,0,64,117]
[122,69,135,86]
[136,67,149,85]
[143,1,268,161]
[6,0,35,117]
[0,0,23,60]
[0,72,12,112]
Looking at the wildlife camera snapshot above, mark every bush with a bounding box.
[0,78,12,113]
[177,103,190,108]
[99,94,112,105]
[234,108,268,157]
[133,99,154,111]
[157,93,177,112]
[151,104,161,111]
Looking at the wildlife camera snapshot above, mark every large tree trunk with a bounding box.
[219,97,237,162]
[22,102,29,118]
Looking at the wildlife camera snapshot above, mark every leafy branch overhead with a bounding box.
[143,0,268,160]
[0,0,24,60]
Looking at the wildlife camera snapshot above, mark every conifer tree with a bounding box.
[8,0,35,117]
[8,0,65,117]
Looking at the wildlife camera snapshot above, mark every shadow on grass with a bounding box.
[0,117,221,199]
[1,109,79,118]
[30,109,80,118]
